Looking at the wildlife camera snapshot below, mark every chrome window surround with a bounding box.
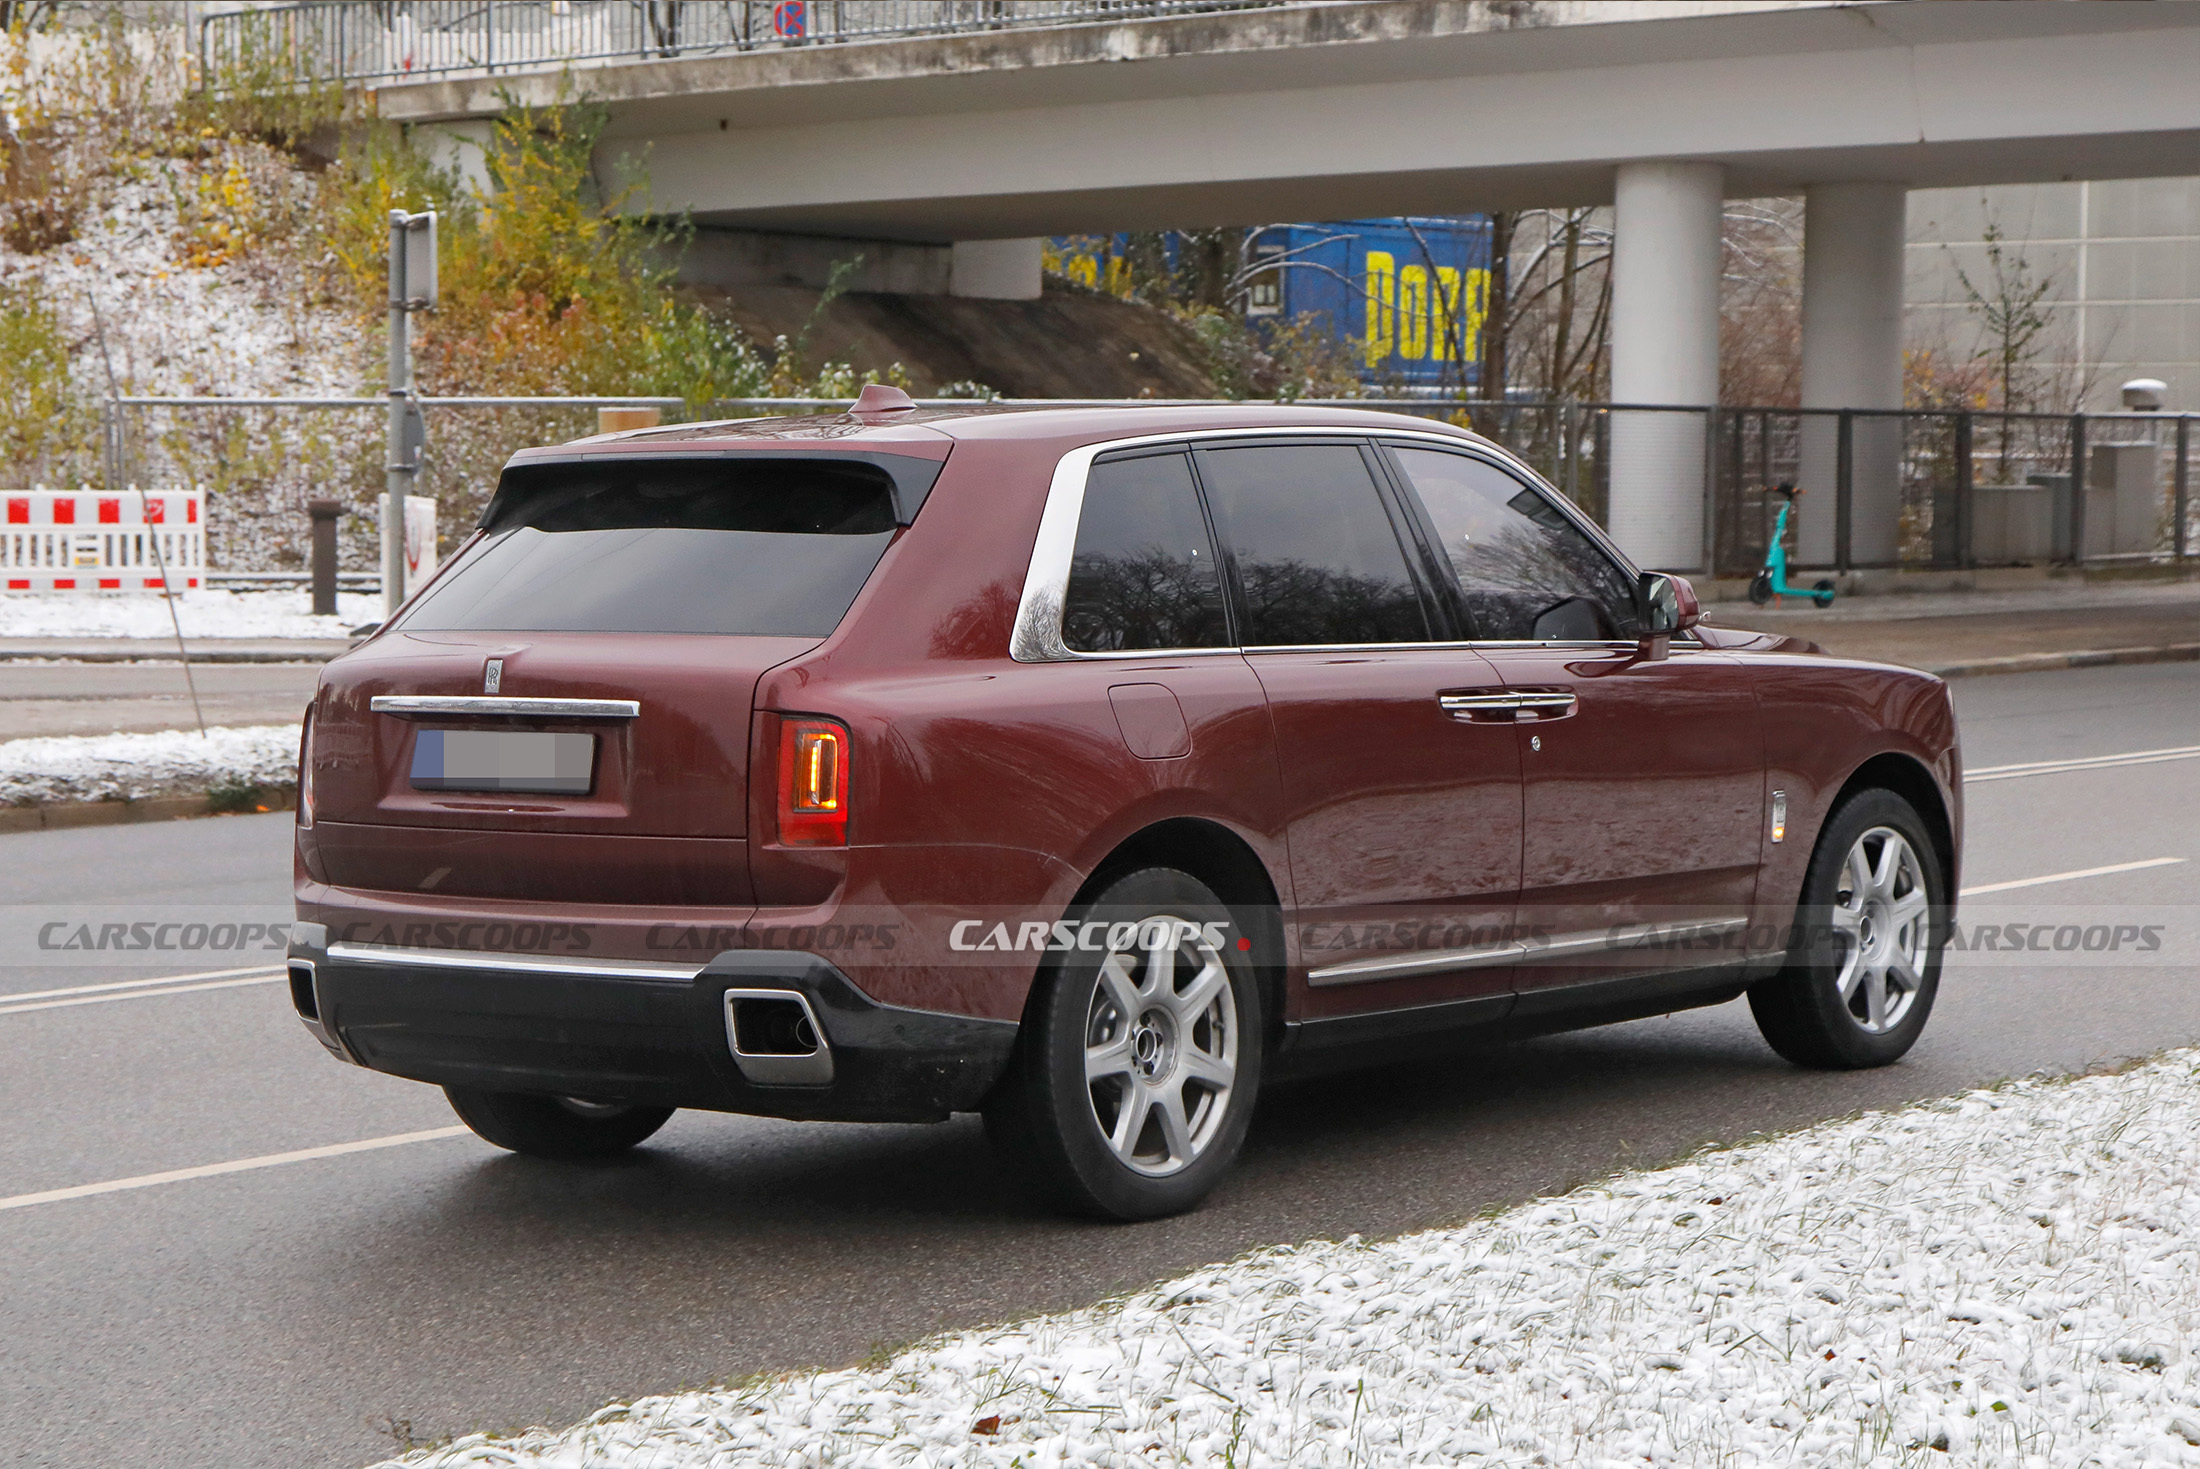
[1009,425,1663,663]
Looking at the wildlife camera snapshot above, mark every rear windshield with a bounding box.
[397,458,900,637]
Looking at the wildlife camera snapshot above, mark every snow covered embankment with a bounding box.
[0,725,298,805]
[0,589,377,640]
[382,1054,2200,1468]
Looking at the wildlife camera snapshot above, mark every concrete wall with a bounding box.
[1907,178,2200,412]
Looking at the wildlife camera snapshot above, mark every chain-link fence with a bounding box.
[103,395,2198,585]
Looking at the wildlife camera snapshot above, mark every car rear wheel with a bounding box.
[1749,788,1945,1069]
[444,1087,674,1160]
[984,867,1263,1221]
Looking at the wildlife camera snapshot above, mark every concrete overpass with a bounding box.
[376,0,2200,570]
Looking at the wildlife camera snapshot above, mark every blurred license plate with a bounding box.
[411,729,596,795]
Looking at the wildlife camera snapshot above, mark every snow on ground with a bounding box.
[3,165,360,401]
[380,1055,2200,1469]
[0,724,297,804]
[0,589,374,640]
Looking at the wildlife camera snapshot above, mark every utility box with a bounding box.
[1973,482,2054,563]
[2085,441,2163,556]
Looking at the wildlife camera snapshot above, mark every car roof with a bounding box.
[516,402,1490,461]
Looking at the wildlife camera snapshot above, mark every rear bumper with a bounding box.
[287,928,1017,1123]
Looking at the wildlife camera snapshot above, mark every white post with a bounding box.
[949,238,1043,300]
[384,210,410,621]
[1798,182,1907,565]
[1607,161,1724,571]
[384,210,436,619]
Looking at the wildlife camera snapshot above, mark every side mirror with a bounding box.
[1639,572,1701,636]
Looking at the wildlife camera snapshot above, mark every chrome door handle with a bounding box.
[1507,690,1577,721]
[1438,689,1578,723]
[1438,691,1520,723]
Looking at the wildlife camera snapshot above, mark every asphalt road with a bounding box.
[0,659,321,737]
[2,661,2196,1469]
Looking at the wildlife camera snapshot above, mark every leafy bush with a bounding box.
[315,94,768,404]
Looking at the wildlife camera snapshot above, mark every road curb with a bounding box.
[0,787,297,835]
[1929,642,2200,679]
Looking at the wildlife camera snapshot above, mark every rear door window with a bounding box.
[1061,450,1231,652]
[398,457,901,637]
[1194,442,1431,646]
[1387,446,1644,641]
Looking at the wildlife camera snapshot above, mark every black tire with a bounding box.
[1749,789,1945,1069]
[1812,578,1837,607]
[444,1087,673,1160]
[1747,570,1774,605]
[984,867,1264,1221]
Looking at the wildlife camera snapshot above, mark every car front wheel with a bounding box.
[1749,788,1946,1069]
[985,867,1263,1220]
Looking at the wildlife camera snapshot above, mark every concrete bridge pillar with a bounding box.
[1607,160,1724,571]
[950,238,1043,299]
[1797,182,1907,565]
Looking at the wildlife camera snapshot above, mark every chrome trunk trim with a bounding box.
[370,695,641,719]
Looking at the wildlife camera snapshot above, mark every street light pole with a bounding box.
[384,209,437,621]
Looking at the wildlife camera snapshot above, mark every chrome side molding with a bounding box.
[1307,916,1751,987]
[1309,941,1522,987]
[370,695,641,719]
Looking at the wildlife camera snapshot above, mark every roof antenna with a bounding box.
[84,281,205,736]
[850,383,916,416]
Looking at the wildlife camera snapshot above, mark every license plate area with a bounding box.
[410,728,597,795]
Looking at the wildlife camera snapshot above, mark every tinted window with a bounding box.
[1389,447,1644,641]
[1196,444,1429,646]
[1061,452,1229,652]
[398,458,898,637]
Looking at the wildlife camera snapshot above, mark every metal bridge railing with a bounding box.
[199,1,1292,89]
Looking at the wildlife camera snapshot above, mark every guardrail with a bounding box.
[200,0,1291,89]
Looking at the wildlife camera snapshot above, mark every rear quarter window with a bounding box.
[397,457,902,637]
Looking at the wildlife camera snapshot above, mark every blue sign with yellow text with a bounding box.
[1051,216,1491,390]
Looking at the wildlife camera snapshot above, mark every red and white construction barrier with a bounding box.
[1,487,204,593]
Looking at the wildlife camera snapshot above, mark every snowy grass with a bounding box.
[0,589,374,640]
[376,1054,2200,1469]
[0,724,298,805]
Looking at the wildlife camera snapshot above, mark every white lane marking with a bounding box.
[0,973,285,1017]
[1961,857,2187,897]
[0,964,284,1006]
[0,1127,472,1215]
[1967,745,2200,783]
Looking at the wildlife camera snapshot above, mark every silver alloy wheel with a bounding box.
[1083,915,1239,1177]
[1829,825,1930,1034]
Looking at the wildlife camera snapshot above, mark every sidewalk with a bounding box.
[1716,575,2200,676]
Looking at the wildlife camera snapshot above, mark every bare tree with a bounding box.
[1951,220,2058,415]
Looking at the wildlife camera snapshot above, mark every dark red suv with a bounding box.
[291,397,1960,1219]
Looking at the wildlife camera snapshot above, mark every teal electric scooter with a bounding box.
[1747,482,1837,608]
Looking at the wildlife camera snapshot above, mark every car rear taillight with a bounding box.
[297,709,315,828]
[777,717,849,846]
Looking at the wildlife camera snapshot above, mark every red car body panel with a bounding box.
[293,404,1962,1121]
